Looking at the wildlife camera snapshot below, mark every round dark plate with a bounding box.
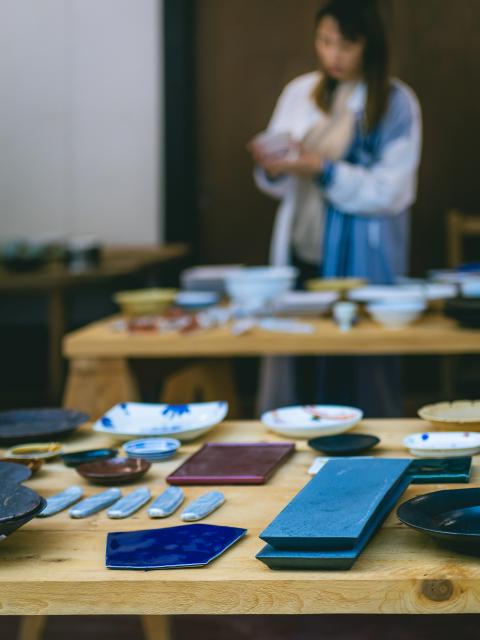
[0,408,89,445]
[76,457,150,485]
[61,448,118,468]
[308,433,380,456]
[0,481,46,539]
[445,298,480,328]
[0,460,32,484]
[397,488,480,554]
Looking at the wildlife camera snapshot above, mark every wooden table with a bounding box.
[0,244,189,403]
[63,312,480,418]
[2,418,480,629]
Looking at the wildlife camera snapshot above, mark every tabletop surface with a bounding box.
[2,419,480,616]
[0,244,189,292]
[63,312,480,358]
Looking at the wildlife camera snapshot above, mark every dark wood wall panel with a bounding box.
[194,0,480,272]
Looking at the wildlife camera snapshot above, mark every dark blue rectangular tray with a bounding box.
[260,458,411,551]
[256,472,411,570]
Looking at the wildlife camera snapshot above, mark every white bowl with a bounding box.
[261,404,363,439]
[225,266,298,309]
[366,300,426,329]
[460,279,480,298]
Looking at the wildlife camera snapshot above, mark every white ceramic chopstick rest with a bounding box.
[38,486,84,517]
[181,491,225,522]
[107,487,151,519]
[148,486,185,518]
[69,488,122,518]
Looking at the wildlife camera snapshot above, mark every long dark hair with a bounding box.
[313,0,390,131]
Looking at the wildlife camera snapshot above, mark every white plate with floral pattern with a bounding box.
[261,405,363,439]
[403,432,480,458]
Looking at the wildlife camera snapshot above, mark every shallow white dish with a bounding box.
[403,432,480,458]
[93,402,228,442]
[261,405,363,439]
[175,291,220,309]
[349,284,455,303]
[180,265,243,294]
[271,291,338,316]
[366,300,426,329]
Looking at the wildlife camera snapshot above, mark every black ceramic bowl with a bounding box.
[61,448,118,468]
[397,488,480,554]
[0,483,46,540]
[0,408,89,446]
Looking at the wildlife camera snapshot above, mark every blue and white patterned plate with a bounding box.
[124,438,180,461]
[403,432,480,458]
[93,402,228,442]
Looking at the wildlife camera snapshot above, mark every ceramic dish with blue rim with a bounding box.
[123,438,180,462]
[0,408,89,445]
[397,488,480,555]
[261,405,363,439]
[93,402,228,442]
[106,523,247,569]
[175,291,220,310]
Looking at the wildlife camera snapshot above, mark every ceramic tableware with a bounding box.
[260,458,411,551]
[257,472,411,570]
[408,457,472,484]
[306,278,366,294]
[61,448,118,467]
[6,442,63,461]
[271,291,338,316]
[107,487,151,519]
[261,405,363,439]
[0,408,88,445]
[175,291,220,310]
[418,401,480,430]
[225,266,298,310]
[93,401,228,441]
[105,523,247,570]
[113,288,178,317]
[38,486,84,517]
[445,297,480,328]
[181,491,225,522]
[180,265,243,294]
[167,442,295,485]
[0,460,32,484]
[366,300,426,329]
[397,488,480,554]
[76,457,151,486]
[0,457,43,474]
[69,488,122,518]
[308,433,380,456]
[403,432,480,458]
[348,283,455,303]
[0,483,46,540]
[123,438,180,462]
[148,487,185,518]
[332,301,358,331]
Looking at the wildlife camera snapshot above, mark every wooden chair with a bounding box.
[446,209,480,267]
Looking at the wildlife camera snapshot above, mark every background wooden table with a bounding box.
[2,419,480,621]
[0,243,189,403]
[62,312,480,418]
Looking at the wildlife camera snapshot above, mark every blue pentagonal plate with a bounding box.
[106,523,246,569]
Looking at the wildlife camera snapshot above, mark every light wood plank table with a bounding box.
[2,419,480,620]
[62,312,480,418]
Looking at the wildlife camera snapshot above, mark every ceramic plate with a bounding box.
[106,523,247,569]
[0,408,89,445]
[271,291,339,316]
[418,401,480,427]
[348,284,455,303]
[93,402,228,441]
[261,405,363,439]
[397,488,480,554]
[403,432,480,458]
[61,448,118,468]
[308,433,380,456]
[6,442,63,461]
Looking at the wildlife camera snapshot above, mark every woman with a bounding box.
[250,0,422,414]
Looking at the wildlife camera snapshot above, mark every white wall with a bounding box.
[0,0,162,245]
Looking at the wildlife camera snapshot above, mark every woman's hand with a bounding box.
[272,152,324,178]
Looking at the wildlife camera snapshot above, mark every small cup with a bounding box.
[333,301,358,332]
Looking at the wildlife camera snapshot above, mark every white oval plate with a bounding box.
[404,432,480,458]
[261,405,363,439]
[349,284,456,303]
[93,401,228,442]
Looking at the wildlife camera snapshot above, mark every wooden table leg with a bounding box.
[141,615,172,640]
[17,616,47,640]
[48,288,66,405]
[63,357,140,418]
